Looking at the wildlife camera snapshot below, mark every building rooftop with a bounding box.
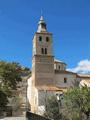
[55,70,77,75]
[54,59,66,65]
[36,85,67,92]
[78,74,90,78]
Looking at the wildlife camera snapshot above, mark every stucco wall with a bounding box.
[54,73,77,88]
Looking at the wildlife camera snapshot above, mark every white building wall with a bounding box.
[27,77,32,103]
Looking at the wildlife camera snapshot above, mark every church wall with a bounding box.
[34,55,54,86]
[27,77,36,113]
[54,73,77,88]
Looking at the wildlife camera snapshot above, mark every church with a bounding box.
[27,16,90,115]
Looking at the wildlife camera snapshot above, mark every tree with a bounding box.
[0,60,31,116]
[0,86,8,116]
[64,87,90,120]
[0,61,24,115]
[44,87,90,120]
[0,61,22,91]
[44,96,68,120]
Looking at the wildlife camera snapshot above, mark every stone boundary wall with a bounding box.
[26,111,50,120]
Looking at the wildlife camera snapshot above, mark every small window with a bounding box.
[39,36,42,41]
[64,78,67,83]
[41,23,46,29]
[41,48,44,54]
[45,48,47,54]
[59,65,60,70]
[46,37,49,42]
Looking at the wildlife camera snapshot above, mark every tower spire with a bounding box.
[37,15,47,32]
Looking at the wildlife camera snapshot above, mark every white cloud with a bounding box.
[67,59,90,74]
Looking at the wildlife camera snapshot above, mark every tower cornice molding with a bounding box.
[35,32,52,35]
[32,55,54,59]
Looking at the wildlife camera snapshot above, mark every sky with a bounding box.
[0,0,90,73]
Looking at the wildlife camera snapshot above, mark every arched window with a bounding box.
[45,48,47,54]
[41,48,44,54]
[39,36,42,41]
[46,37,49,42]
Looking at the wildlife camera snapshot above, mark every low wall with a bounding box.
[26,111,50,120]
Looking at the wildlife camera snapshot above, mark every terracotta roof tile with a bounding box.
[36,85,67,91]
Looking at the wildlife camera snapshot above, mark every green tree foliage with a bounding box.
[44,96,59,119]
[0,86,8,116]
[44,87,90,120]
[64,87,90,120]
[0,61,22,90]
[44,96,67,120]
[0,60,31,115]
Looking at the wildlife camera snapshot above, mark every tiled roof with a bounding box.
[54,59,66,65]
[78,74,90,77]
[55,70,77,75]
[36,85,67,91]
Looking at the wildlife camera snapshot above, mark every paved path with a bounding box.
[0,117,26,120]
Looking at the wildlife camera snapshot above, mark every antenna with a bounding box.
[41,9,43,16]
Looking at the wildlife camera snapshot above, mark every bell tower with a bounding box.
[32,16,54,86]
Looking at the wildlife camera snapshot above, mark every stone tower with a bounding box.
[32,16,54,86]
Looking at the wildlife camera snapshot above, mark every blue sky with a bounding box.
[0,0,90,73]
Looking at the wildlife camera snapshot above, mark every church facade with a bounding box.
[27,16,90,115]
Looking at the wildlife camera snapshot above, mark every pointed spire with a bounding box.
[37,15,47,32]
[40,15,44,21]
[38,16,45,24]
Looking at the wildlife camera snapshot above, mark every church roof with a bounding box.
[54,59,66,65]
[36,85,67,92]
[78,74,90,78]
[55,70,77,75]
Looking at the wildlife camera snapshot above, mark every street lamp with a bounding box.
[56,92,63,114]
